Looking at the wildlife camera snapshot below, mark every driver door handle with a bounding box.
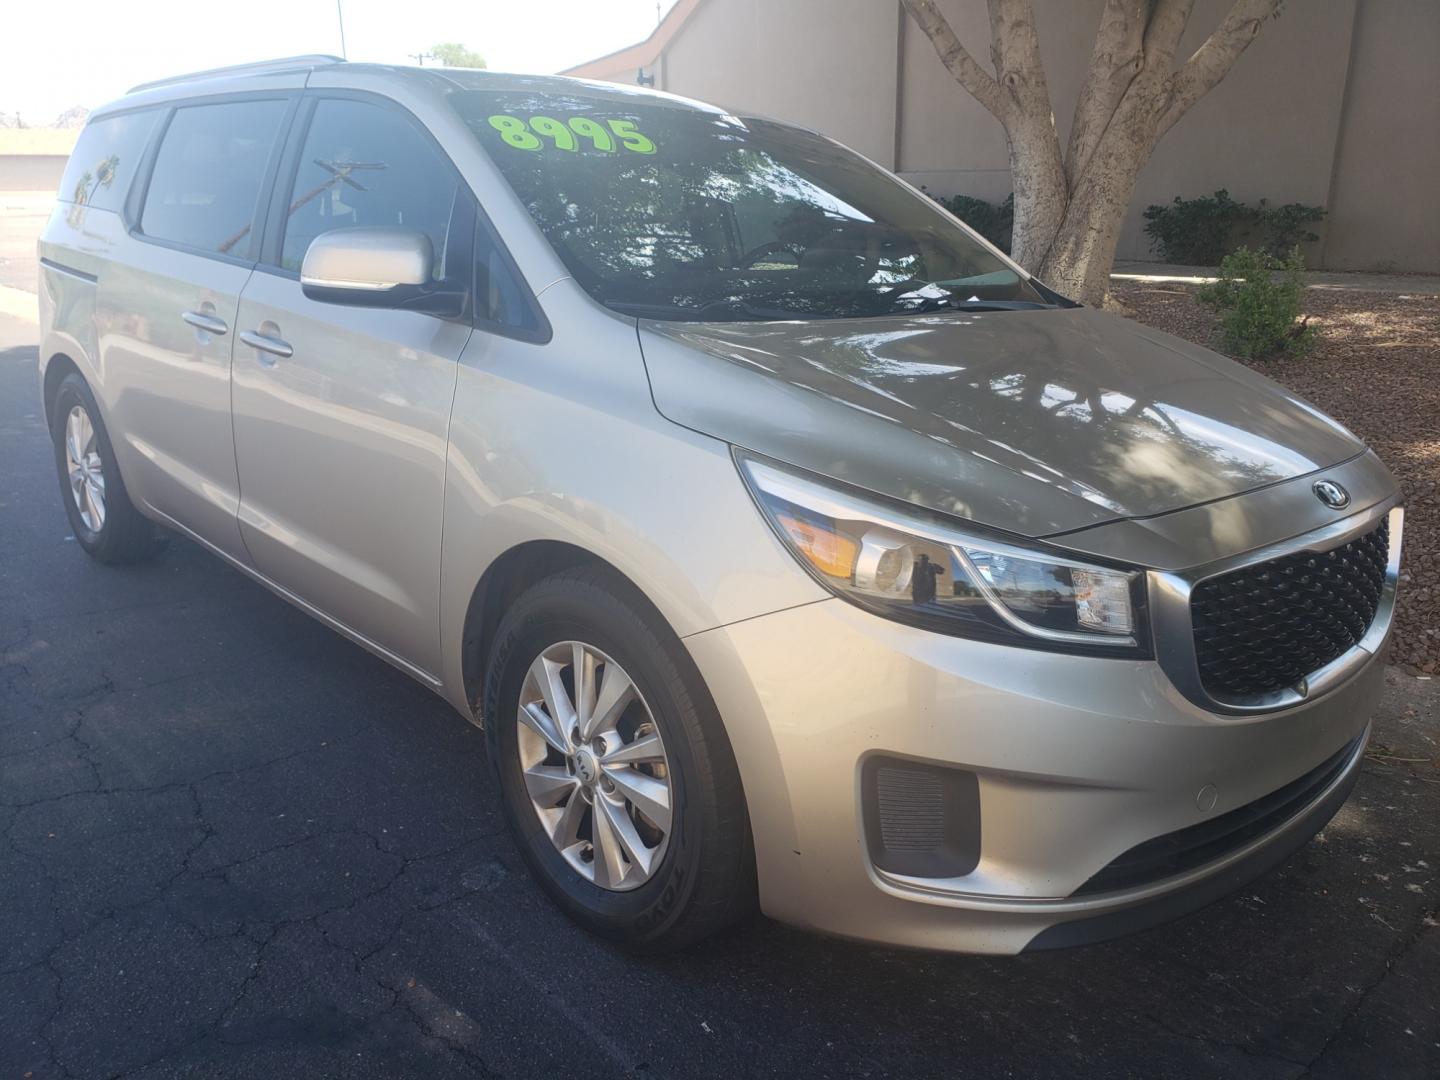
[181,310,228,335]
[239,329,294,361]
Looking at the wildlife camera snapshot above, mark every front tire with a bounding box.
[49,372,161,564]
[484,566,754,949]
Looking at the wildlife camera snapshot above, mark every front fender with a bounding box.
[435,283,825,718]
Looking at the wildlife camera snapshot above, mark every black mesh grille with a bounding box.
[861,758,981,878]
[875,766,945,853]
[1191,519,1389,700]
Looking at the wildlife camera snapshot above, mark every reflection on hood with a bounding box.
[639,307,1362,537]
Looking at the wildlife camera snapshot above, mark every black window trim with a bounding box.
[255,87,550,343]
[126,90,301,270]
[472,205,553,346]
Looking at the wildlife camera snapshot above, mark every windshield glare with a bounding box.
[449,88,1049,322]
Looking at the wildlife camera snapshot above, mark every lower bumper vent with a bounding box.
[862,757,980,879]
[1072,732,1363,896]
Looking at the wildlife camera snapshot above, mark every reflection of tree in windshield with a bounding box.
[450,88,1044,321]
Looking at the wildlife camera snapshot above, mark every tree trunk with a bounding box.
[1004,106,1069,273]
[901,0,1282,308]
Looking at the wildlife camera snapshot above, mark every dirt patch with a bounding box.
[1114,283,1439,676]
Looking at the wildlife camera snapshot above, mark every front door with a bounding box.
[99,96,292,562]
[230,96,473,678]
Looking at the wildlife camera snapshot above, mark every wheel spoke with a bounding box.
[518,700,568,755]
[523,764,577,808]
[595,797,655,880]
[603,766,671,833]
[87,478,106,527]
[601,733,665,767]
[551,788,588,849]
[80,481,99,530]
[583,662,634,740]
[532,654,577,743]
[65,413,84,467]
[590,795,629,888]
[571,643,597,737]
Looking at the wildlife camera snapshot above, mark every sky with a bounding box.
[0,0,678,123]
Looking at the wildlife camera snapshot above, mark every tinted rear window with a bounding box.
[139,99,288,258]
[58,110,160,212]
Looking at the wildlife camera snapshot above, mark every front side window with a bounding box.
[279,99,459,278]
[448,86,1048,322]
[140,99,288,258]
[58,109,159,212]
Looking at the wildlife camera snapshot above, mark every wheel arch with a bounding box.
[460,539,677,721]
[42,352,84,426]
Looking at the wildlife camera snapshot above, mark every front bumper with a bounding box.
[685,592,1387,954]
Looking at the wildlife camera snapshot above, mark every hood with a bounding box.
[638,306,1363,538]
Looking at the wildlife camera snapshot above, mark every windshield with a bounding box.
[449,87,1050,322]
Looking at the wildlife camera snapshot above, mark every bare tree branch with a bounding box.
[1064,0,1149,184]
[1158,0,1283,135]
[986,0,1054,116]
[1143,0,1197,59]
[899,0,1008,120]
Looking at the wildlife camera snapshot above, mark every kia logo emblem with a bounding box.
[1313,479,1351,509]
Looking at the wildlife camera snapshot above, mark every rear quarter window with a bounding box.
[57,110,160,211]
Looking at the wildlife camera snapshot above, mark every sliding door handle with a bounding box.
[181,310,228,336]
[239,329,294,361]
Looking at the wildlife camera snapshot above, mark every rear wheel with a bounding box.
[50,373,161,564]
[485,566,754,949]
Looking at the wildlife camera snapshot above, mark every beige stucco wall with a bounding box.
[1323,0,1440,271]
[574,0,1438,272]
[657,0,903,166]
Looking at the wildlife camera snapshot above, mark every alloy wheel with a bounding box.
[64,405,106,532]
[515,641,673,891]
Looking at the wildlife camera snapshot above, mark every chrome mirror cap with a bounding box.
[300,227,432,292]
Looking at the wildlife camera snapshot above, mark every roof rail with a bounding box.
[128,55,345,94]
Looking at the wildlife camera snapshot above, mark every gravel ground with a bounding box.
[1115,283,1440,676]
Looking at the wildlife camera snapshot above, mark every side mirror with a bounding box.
[300,227,463,316]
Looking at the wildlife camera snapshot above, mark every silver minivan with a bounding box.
[38,56,1402,954]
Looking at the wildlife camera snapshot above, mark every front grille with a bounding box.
[1073,732,1362,896]
[1191,519,1389,700]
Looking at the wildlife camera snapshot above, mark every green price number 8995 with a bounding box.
[487,114,657,154]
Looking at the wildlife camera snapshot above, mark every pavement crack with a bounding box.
[1295,906,1439,1078]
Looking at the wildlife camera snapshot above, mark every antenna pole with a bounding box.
[336,0,348,59]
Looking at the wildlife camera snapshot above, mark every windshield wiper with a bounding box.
[609,298,807,322]
[895,295,1056,314]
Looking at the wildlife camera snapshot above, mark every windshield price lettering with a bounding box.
[487,114,657,154]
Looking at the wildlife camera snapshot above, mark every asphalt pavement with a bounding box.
[1,308,1437,1078]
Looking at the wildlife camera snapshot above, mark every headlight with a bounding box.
[738,455,1149,655]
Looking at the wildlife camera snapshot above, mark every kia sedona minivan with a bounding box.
[38,56,1402,954]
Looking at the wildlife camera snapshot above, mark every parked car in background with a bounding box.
[37,57,1402,953]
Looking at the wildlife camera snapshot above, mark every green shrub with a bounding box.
[1254,200,1326,258]
[1142,190,1254,264]
[925,190,1013,253]
[1195,246,1315,360]
[1143,191,1325,265]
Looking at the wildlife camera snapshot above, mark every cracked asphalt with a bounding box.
[1,309,1437,1079]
